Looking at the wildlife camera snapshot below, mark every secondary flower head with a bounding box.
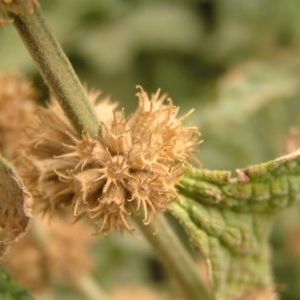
[21,87,200,235]
[0,72,37,159]
[3,216,93,293]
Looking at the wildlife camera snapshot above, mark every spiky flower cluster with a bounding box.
[21,87,200,235]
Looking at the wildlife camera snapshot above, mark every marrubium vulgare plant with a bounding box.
[20,87,200,235]
[0,1,300,300]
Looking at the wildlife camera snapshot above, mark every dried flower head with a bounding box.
[0,72,37,159]
[21,87,200,235]
[3,216,93,293]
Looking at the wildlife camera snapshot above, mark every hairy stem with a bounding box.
[136,214,213,300]
[5,0,99,137]
[4,1,212,299]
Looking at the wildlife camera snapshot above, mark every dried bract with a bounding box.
[21,87,200,235]
[0,0,37,16]
[0,156,32,259]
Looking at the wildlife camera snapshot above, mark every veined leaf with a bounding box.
[171,149,300,299]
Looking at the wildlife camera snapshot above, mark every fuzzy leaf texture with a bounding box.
[170,149,300,300]
[0,154,32,258]
[0,265,34,300]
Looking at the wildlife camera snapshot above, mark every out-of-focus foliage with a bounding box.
[1,0,300,299]
[0,265,33,300]
[171,149,300,299]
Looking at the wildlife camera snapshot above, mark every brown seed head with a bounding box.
[0,72,37,159]
[21,87,201,235]
[3,216,93,293]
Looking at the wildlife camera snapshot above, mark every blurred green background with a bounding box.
[1,0,300,299]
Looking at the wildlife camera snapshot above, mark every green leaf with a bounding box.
[171,149,300,299]
[0,265,34,300]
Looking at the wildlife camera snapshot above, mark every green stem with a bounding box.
[5,0,99,137]
[74,274,108,300]
[136,214,213,300]
[5,1,212,299]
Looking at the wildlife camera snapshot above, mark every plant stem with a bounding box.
[136,214,213,300]
[5,0,99,137]
[74,274,108,300]
[5,1,213,299]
